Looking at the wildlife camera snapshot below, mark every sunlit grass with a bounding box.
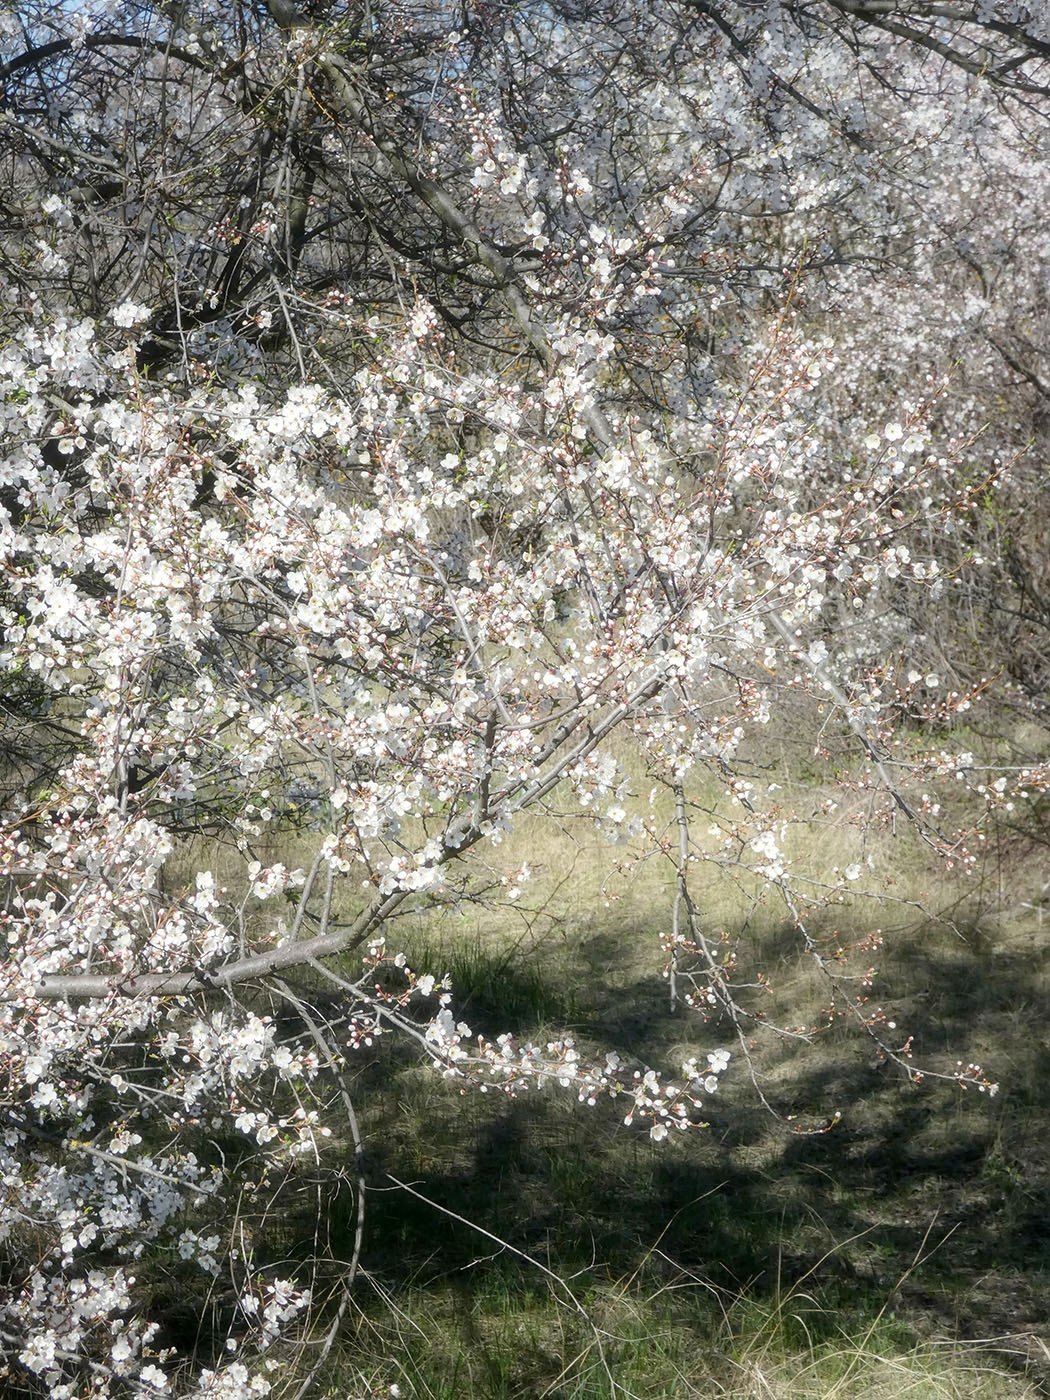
[314,1273,1042,1400]
[158,720,1050,1400]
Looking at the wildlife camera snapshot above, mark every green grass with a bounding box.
[316,1275,1042,1400]
[156,724,1050,1400]
[291,875,1050,1398]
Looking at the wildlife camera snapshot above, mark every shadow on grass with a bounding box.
[321,912,1050,1393]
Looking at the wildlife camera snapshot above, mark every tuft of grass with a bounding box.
[313,1272,1042,1400]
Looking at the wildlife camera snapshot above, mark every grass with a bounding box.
[315,1277,1042,1400]
[156,724,1050,1400]
[298,880,1050,1397]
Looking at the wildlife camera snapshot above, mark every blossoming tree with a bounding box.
[1,0,1048,1395]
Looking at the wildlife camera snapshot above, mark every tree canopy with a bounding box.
[1,1,1048,1395]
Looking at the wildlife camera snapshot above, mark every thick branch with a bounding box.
[17,890,405,1001]
[0,31,217,86]
[820,0,1050,96]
